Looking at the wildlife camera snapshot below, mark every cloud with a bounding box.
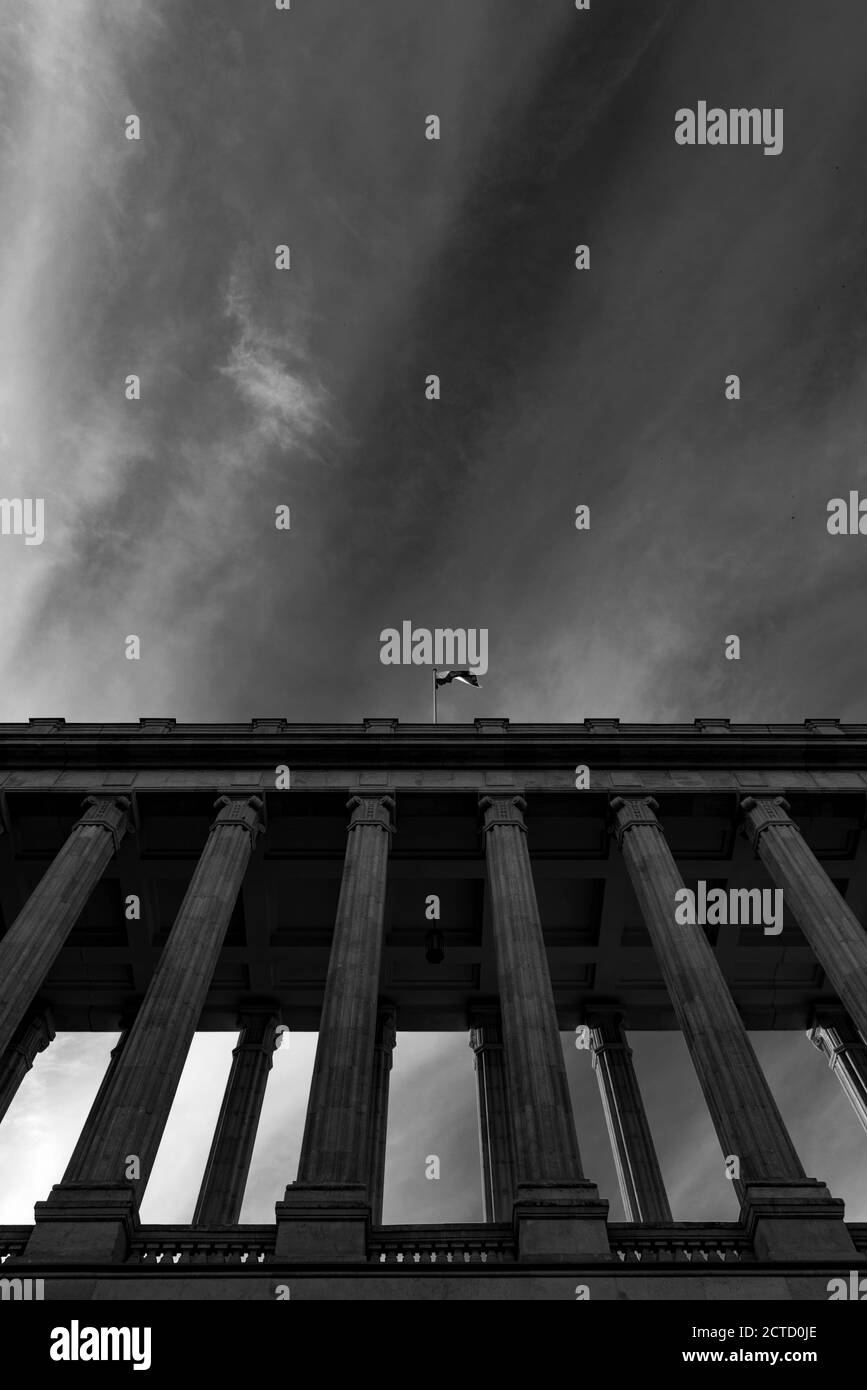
[218,261,330,450]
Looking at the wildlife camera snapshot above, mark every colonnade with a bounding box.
[0,789,865,1262]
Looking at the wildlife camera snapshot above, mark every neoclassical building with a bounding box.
[0,716,866,1299]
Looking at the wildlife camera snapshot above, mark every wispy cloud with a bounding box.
[219,263,329,450]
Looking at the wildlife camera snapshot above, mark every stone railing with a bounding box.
[0,1227,31,1263]
[368,1224,516,1264]
[17,1219,867,1267]
[126,1227,276,1266]
[608,1223,756,1263]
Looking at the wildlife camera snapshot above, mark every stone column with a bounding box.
[367,1005,396,1226]
[480,794,608,1260]
[0,796,131,1057]
[742,795,867,1042]
[586,1006,672,1223]
[193,1007,281,1227]
[0,1006,54,1125]
[63,1019,136,1182]
[23,793,265,1264]
[611,794,854,1260]
[276,792,395,1261]
[808,1007,867,1135]
[468,1004,517,1223]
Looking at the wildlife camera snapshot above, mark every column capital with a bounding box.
[468,1003,505,1052]
[210,793,266,848]
[114,999,142,1033]
[808,1009,862,1061]
[346,793,395,836]
[234,1008,281,1058]
[809,1003,852,1034]
[740,794,793,852]
[237,999,281,1028]
[585,1008,633,1070]
[807,1022,834,1063]
[583,1001,627,1028]
[75,795,133,855]
[479,794,527,835]
[8,1006,55,1065]
[609,794,663,848]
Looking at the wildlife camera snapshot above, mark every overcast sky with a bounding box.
[1,0,866,1228]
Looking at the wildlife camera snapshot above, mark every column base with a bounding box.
[275,1183,370,1262]
[513,1181,610,1262]
[20,1183,138,1264]
[740,1181,860,1262]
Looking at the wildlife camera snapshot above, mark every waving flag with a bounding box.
[435,669,481,689]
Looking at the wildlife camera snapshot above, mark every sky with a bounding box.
[1,0,867,1227]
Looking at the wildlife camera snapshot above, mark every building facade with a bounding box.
[0,716,866,1300]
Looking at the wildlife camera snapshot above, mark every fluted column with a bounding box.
[0,1006,54,1125]
[24,793,264,1263]
[480,794,608,1259]
[277,792,394,1260]
[611,794,854,1259]
[586,1007,672,1223]
[808,1008,867,1135]
[742,795,867,1042]
[0,796,131,1056]
[193,1008,281,1226]
[468,1005,517,1223]
[367,1005,396,1225]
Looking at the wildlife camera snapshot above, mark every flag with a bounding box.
[435,669,481,689]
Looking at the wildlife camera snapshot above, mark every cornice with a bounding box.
[0,719,866,773]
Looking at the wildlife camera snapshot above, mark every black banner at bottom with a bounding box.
[0,1298,863,1377]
